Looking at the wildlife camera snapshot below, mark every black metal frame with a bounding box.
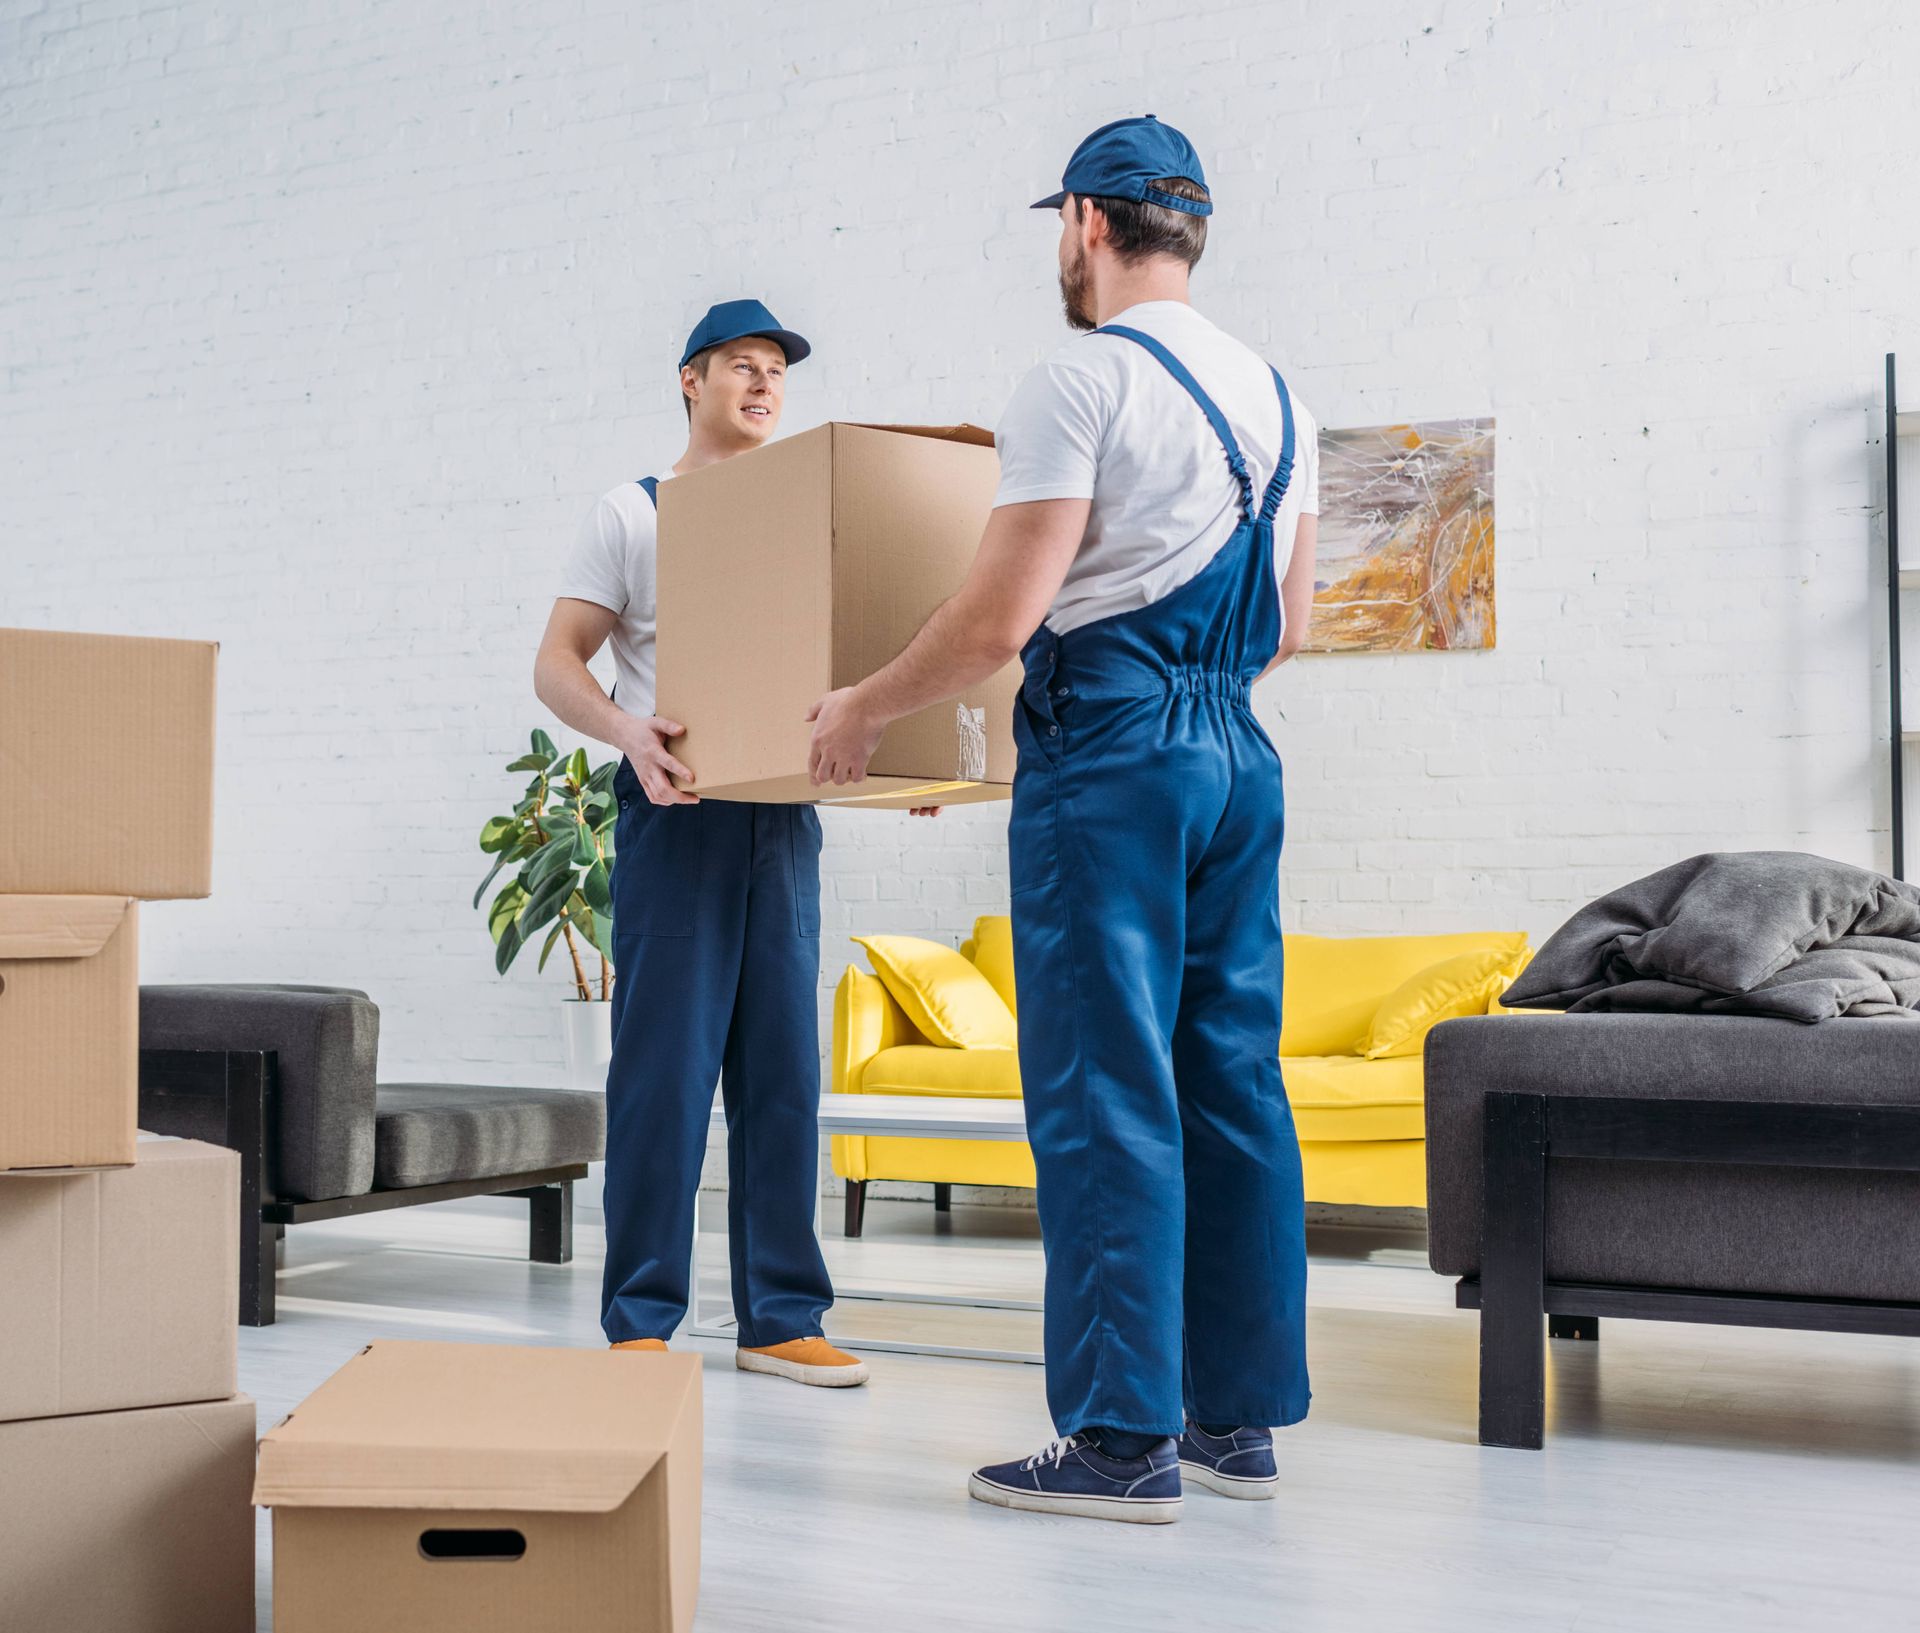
[138,1048,585,1327]
[1461,1091,1920,1448]
[1888,351,1905,880]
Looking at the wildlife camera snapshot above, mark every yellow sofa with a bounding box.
[830,920,1530,1226]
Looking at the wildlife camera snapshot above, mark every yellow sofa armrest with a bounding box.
[831,965,926,1096]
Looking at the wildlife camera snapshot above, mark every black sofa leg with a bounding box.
[934,1182,952,1213]
[242,1215,278,1327]
[1549,1313,1599,1341]
[529,1181,574,1264]
[1480,1093,1548,1449]
[845,1180,867,1239]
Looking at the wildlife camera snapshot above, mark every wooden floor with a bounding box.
[241,1194,1920,1632]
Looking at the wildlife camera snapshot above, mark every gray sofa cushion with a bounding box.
[140,984,379,1203]
[373,1083,607,1190]
[1425,1012,1920,1304]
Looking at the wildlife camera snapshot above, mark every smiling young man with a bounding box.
[808,117,1319,1518]
[534,298,868,1388]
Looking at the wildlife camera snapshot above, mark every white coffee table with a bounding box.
[686,1092,1042,1363]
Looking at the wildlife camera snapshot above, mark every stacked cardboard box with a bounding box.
[0,629,255,1633]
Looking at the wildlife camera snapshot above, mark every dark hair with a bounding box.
[680,345,716,421]
[1074,176,1210,269]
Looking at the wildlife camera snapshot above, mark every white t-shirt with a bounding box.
[557,475,670,718]
[992,301,1319,638]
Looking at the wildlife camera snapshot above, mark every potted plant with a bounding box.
[475,729,618,1090]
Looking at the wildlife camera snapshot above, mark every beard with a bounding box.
[1058,243,1095,332]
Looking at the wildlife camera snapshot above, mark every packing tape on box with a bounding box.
[955,704,987,782]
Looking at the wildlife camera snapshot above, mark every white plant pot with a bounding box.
[561,998,613,1092]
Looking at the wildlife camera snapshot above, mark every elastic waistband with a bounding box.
[1021,637,1252,705]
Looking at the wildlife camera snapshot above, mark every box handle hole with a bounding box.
[418,1528,526,1562]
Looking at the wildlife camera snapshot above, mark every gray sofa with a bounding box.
[139,984,607,1325]
[1426,1011,1920,1445]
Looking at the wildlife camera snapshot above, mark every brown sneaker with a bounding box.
[610,1338,670,1352]
[736,1336,869,1387]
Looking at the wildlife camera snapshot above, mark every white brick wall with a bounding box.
[6,1,1919,1091]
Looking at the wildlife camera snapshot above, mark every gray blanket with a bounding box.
[1501,851,1920,1023]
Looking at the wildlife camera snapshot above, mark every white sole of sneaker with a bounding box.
[967,1473,1182,1524]
[734,1349,869,1387]
[1178,1459,1278,1500]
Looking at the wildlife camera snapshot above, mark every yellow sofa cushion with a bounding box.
[1282,1054,1427,1142]
[967,915,1018,1016]
[853,935,1017,1050]
[1282,930,1531,1056]
[862,1045,1023,1099]
[1359,944,1531,1059]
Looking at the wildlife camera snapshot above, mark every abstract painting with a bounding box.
[1307,417,1495,652]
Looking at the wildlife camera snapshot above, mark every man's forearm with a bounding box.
[535,655,633,752]
[853,592,1021,725]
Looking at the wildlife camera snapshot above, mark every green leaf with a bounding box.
[494,919,524,975]
[478,815,517,854]
[581,858,611,914]
[565,747,590,789]
[530,728,558,762]
[517,871,575,939]
[537,921,565,974]
[570,819,598,867]
[505,753,549,773]
[472,851,512,909]
[589,908,616,969]
[488,881,528,944]
[585,762,616,795]
[536,812,572,840]
[528,835,577,889]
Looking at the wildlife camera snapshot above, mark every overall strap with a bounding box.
[1257,369,1297,522]
[1094,325,1255,521]
[636,476,660,507]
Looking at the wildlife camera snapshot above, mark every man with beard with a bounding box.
[806,117,1319,1520]
[536,299,869,1388]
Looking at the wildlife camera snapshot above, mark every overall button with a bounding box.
[1048,725,1059,737]
[1055,686,1070,698]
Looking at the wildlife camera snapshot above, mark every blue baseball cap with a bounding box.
[1031,114,1211,216]
[678,299,811,370]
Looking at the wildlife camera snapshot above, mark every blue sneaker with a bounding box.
[1177,1423,1277,1500]
[968,1434,1182,1524]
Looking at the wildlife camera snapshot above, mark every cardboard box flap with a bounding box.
[252,1438,664,1513]
[844,421,995,448]
[252,1341,699,1515]
[0,896,133,960]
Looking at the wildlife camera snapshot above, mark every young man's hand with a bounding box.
[626,716,699,805]
[806,687,885,787]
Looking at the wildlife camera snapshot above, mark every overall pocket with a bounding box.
[612,790,702,938]
[791,806,823,938]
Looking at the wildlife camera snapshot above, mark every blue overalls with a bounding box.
[600,476,836,1347]
[1009,330,1311,1440]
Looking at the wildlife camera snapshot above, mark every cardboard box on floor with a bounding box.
[0,1392,257,1633]
[256,1341,702,1633]
[655,423,1020,807]
[0,627,217,898]
[0,1135,237,1422]
[0,895,138,1172]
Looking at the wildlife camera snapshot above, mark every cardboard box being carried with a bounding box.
[0,1392,257,1633]
[0,895,138,1172]
[256,1341,702,1633]
[0,628,217,898]
[656,423,1019,807]
[0,1135,238,1422]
